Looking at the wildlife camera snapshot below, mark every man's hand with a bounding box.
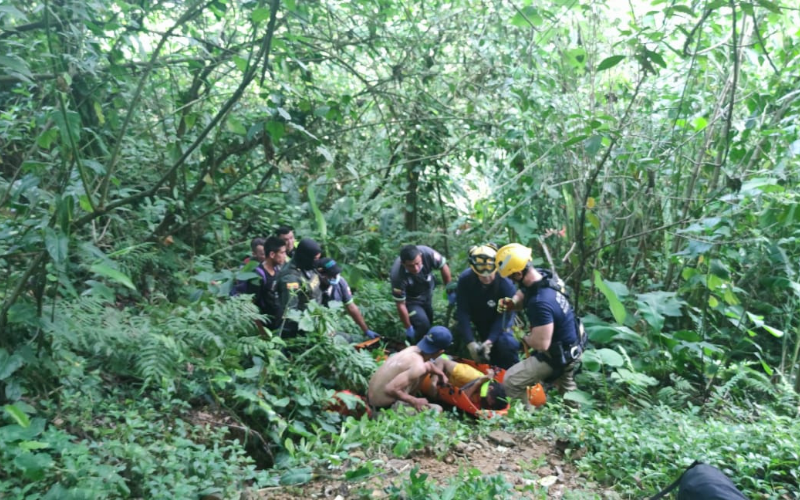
[497,297,517,313]
[365,329,379,339]
[445,282,457,305]
[480,341,493,362]
[428,361,449,386]
[466,341,481,361]
[405,325,416,342]
[411,396,430,411]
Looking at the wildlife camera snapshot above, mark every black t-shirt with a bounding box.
[455,268,516,343]
[389,246,446,304]
[252,265,281,328]
[522,271,578,346]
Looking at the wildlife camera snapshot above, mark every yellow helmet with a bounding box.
[468,245,497,276]
[495,243,532,277]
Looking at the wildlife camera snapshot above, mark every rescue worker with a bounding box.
[367,326,451,413]
[315,257,378,340]
[495,243,586,401]
[277,238,322,338]
[390,245,452,342]
[455,244,520,369]
[254,236,287,331]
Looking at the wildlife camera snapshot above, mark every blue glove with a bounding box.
[365,329,379,339]
[405,325,416,342]
[447,291,456,305]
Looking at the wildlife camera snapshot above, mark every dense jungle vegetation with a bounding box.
[2,0,800,497]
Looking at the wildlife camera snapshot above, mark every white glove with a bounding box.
[467,341,481,361]
[480,341,493,362]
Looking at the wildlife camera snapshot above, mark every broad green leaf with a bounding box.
[584,135,603,156]
[762,325,784,338]
[755,0,781,13]
[306,184,327,241]
[36,129,58,149]
[594,270,626,324]
[597,55,625,71]
[0,349,25,381]
[4,404,30,427]
[645,49,667,68]
[79,195,94,212]
[89,264,136,290]
[0,54,33,81]
[0,418,46,442]
[52,110,82,145]
[233,56,248,73]
[596,348,625,367]
[251,7,271,22]
[265,121,285,142]
[18,441,50,451]
[14,452,53,481]
[563,390,594,406]
[224,207,233,220]
[562,135,588,147]
[586,324,646,345]
[44,228,69,266]
[510,6,543,28]
[226,116,246,135]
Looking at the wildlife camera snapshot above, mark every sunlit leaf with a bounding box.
[597,55,625,71]
[594,271,626,324]
[89,264,136,290]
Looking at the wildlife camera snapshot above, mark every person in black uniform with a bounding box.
[495,243,585,400]
[390,245,452,342]
[455,244,520,369]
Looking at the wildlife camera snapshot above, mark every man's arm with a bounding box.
[384,364,430,410]
[345,303,369,333]
[487,278,518,344]
[461,375,492,399]
[426,360,449,386]
[455,279,475,343]
[395,301,412,328]
[440,263,452,286]
[523,323,554,351]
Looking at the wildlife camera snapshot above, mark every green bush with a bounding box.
[551,404,800,498]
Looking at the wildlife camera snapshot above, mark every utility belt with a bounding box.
[535,320,587,377]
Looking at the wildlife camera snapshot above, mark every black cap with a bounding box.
[315,257,342,278]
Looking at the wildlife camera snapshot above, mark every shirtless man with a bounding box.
[367,326,452,413]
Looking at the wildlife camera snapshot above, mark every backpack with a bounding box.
[230,266,267,296]
[650,462,747,500]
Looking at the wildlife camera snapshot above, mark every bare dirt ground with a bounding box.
[258,430,620,499]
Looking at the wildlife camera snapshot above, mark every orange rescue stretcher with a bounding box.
[328,340,546,419]
[418,357,510,418]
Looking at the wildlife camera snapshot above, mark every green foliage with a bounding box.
[552,404,800,498]
[0,388,271,499]
[386,466,516,499]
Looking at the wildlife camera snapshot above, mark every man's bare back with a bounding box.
[368,346,445,410]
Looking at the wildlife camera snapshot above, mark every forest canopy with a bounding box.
[1,0,800,497]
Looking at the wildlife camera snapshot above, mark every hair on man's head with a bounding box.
[484,382,508,411]
[399,245,421,263]
[250,237,266,253]
[275,225,294,236]
[264,236,286,255]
